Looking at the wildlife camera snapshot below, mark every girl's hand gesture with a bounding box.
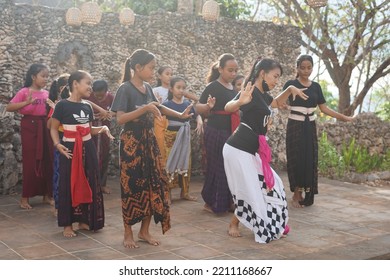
[195,116,204,135]
[238,81,255,106]
[98,125,115,140]
[179,103,194,119]
[56,144,72,159]
[206,96,216,109]
[46,99,55,109]
[26,88,36,105]
[290,86,308,101]
[146,101,162,121]
[343,115,356,122]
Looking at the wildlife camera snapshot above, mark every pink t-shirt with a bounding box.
[10,87,49,116]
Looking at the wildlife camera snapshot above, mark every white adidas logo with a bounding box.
[73,110,90,123]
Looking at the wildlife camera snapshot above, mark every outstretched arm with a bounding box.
[319,104,355,121]
[225,82,255,112]
[271,85,308,109]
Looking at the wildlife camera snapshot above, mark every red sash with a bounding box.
[63,126,92,207]
[212,110,240,133]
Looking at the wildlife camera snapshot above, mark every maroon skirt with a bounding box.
[20,115,53,198]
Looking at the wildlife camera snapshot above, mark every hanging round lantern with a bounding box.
[119,8,135,26]
[65,7,82,27]
[202,0,220,21]
[80,1,102,25]
[307,0,328,8]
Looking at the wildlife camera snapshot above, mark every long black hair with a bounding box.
[68,70,90,92]
[156,66,172,87]
[122,49,155,83]
[24,63,48,87]
[245,58,283,86]
[167,76,186,101]
[296,54,313,78]
[206,53,235,83]
[47,73,70,114]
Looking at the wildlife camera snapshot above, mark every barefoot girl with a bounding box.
[6,63,53,209]
[50,70,113,238]
[111,49,193,249]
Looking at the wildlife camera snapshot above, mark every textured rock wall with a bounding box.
[4,1,386,194]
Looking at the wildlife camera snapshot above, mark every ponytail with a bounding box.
[122,49,155,83]
[206,53,236,83]
[245,58,283,86]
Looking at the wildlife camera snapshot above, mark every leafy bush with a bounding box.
[318,132,345,177]
[318,132,388,177]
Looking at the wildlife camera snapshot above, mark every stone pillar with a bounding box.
[0,0,20,194]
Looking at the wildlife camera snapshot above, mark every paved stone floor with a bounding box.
[0,171,389,260]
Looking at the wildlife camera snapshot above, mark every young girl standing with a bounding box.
[196,53,239,213]
[47,73,71,215]
[223,58,308,243]
[6,63,53,209]
[153,66,172,166]
[50,70,113,238]
[284,54,354,207]
[162,77,203,202]
[87,79,115,195]
[111,49,193,249]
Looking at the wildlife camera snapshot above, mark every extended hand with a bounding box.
[291,86,308,101]
[146,102,162,121]
[98,125,115,140]
[180,103,194,119]
[206,96,216,109]
[238,81,255,105]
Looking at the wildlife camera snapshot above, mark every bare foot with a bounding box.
[63,226,77,238]
[123,225,139,249]
[291,198,305,208]
[292,190,305,208]
[228,223,242,238]
[20,198,32,209]
[180,193,197,201]
[78,223,90,230]
[203,204,213,213]
[138,232,160,246]
[42,195,54,205]
[101,186,111,194]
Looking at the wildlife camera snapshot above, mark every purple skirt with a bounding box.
[201,125,232,213]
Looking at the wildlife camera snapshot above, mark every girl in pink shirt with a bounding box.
[6,63,53,209]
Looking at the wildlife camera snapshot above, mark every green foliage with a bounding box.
[318,132,345,177]
[341,137,385,173]
[376,100,390,121]
[319,132,388,178]
[316,80,339,122]
[216,0,251,19]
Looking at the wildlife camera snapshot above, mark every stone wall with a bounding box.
[0,0,303,194]
[3,1,388,194]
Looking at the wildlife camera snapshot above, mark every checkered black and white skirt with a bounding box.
[223,143,289,243]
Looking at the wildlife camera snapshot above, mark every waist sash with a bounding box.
[63,125,92,207]
[213,110,240,133]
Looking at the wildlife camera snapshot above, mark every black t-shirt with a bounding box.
[283,79,326,107]
[199,80,236,131]
[236,87,274,135]
[52,99,94,125]
[111,81,158,130]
